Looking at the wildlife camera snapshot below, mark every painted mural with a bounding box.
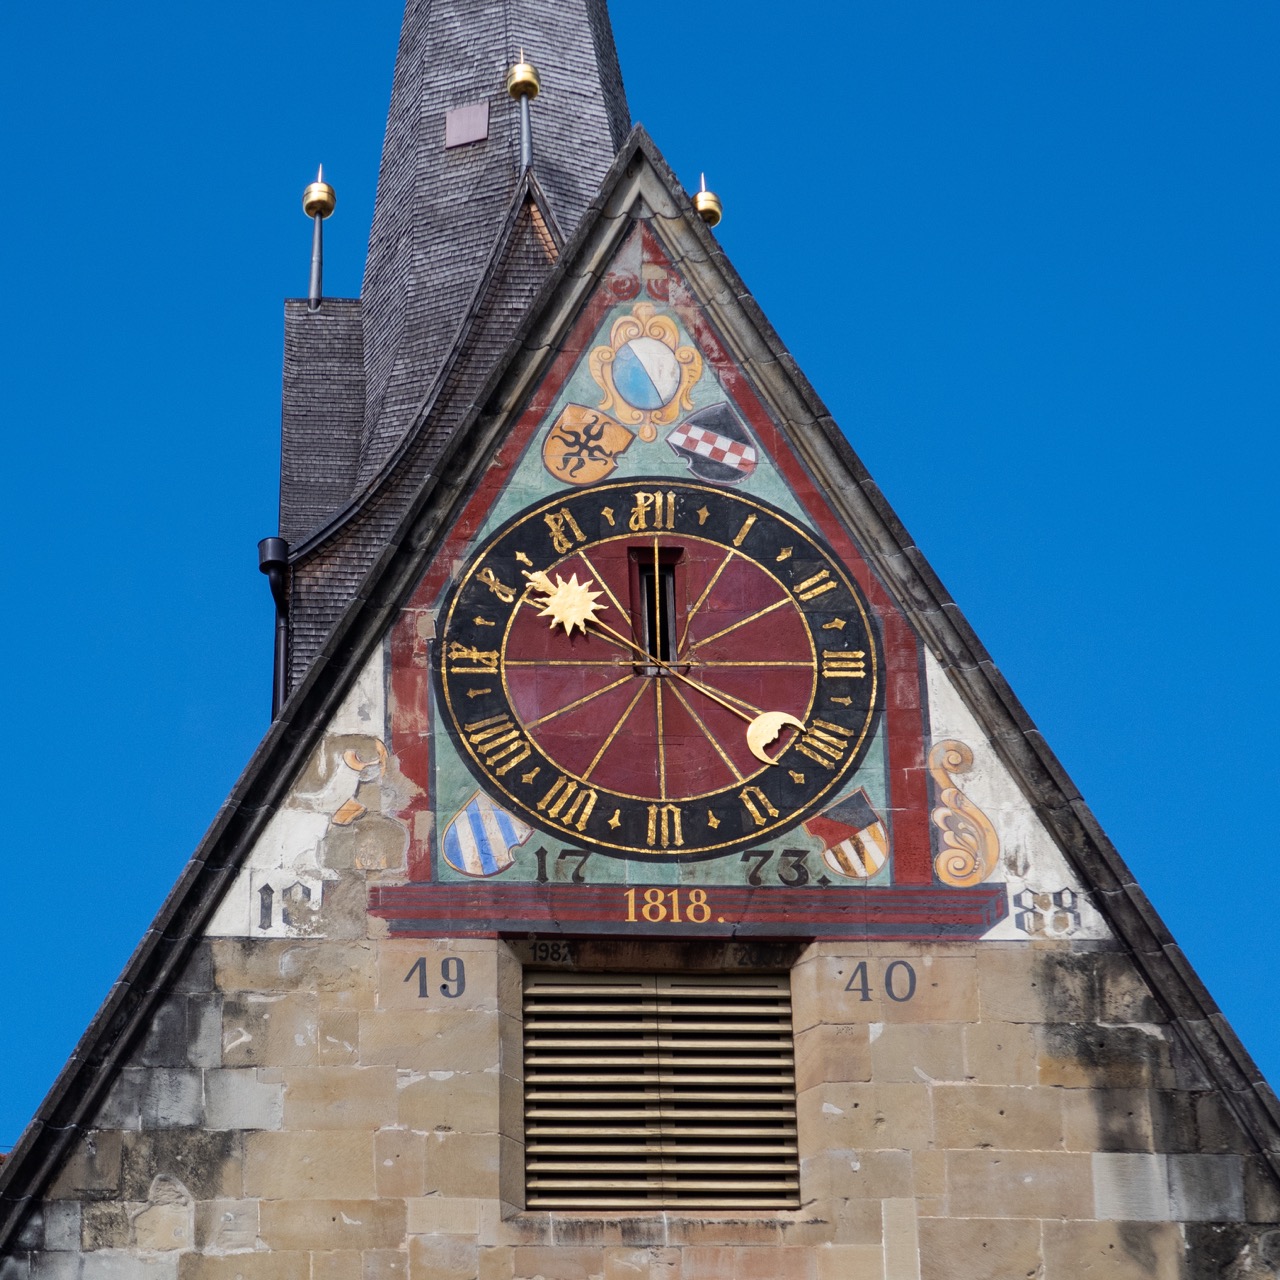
[349,224,1106,944]
[203,224,1106,944]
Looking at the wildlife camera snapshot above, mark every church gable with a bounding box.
[344,214,1106,947]
[3,123,1277,1280]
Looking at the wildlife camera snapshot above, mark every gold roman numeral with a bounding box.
[821,651,867,680]
[794,719,853,769]
[538,776,598,832]
[629,490,676,531]
[544,507,587,554]
[793,569,839,602]
[646,804,684,848]
[464,715,531,776]
[739,786,779,827]
[447,642,499,675]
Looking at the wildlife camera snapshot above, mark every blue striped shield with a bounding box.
[441,792,532,878]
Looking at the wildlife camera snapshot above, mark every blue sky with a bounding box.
[0,1,1276,1150]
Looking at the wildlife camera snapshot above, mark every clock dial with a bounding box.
[434,481,881,860]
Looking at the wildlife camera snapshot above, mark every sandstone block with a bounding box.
[282,1065,398,1129]
[212,939,376,1000]
[406,1196,481,1234]
[912,1149,947,1217]
[798,1082,934,1152]
[40,1202,80,1252]
[319,1009,362,1065]
[976,946,1052,1024]
[918,1216,1041,1280]
[47,1131,122,1199]
[879,954,978,1025]
[188,995,224,1070]
[221,993,319,1069]
[962,1021,1037,1086]
[510,1246,608,1280]
[947,1150,1093,1219]
[376,1128,428,1198]
[806,1148,912,1203]
[119,1130,244,1202]
[96,1069,203,1130]
[311,1252,364,1280]
[1168,1153,1245,1222]
[134,998,193,1069]
[604,1247,682,1280]
[682,1245,816,1280]
[815,1242,885,1279]
[831,1194,884,1243]
[204,1069,284,1131]
[1094,951,1167,1024]
[410,1236,482,1280]
[80,1202,132,1251]
[882,1198,921,1280]
[1041,1219,1184,1278]
[194,1199,258,1253]
[932,1084,1066,1151]
[359,1009,500,1073]
[1091,1152,1172,1221]
[177,1253,309,1280]
[364,1251,410,1279]
[870,1022,964,1084]
[1037,1023,1176,1090]
[259,1197,406,1251]
[75,1255,180,1280]
[1061,1088,1154,1153]
[244,1131,376,1198]
[398,1069,500,1135]
[377,940,499,1012]
[794,1023,872,1091]
[424,1131,501,1199]
[478,1246,515,1280]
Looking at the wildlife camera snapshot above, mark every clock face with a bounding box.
[434,480,881,860]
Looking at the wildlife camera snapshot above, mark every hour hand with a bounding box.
[746,711,806,765]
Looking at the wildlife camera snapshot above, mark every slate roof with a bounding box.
[2,136,1278,1249]
[278,0,629,601]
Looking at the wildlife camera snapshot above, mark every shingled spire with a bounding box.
[359,0,629,485]
[276,0,630,689]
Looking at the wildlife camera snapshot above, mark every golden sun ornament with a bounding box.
[523,570,607,636]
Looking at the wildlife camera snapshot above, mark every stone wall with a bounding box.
[8,925,1278,1278]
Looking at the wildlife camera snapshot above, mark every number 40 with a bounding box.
[844,960,916,1003]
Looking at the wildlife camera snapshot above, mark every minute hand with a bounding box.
[581,616,807,766]
[583,615,755,722]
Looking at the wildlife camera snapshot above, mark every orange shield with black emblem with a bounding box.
[542,405,635,485]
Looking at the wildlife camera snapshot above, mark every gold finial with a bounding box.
[303,165,337,219]
[693,173,722,227]
[506,50,541,100]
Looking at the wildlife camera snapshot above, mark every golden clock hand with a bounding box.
[583,615,803,764]
[523,568,806,764]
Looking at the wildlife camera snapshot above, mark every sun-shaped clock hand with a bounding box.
[523,569,806,765]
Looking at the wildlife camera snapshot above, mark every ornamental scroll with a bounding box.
[928,740,1001,888]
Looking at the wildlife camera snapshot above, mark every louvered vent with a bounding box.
[522,971,799,1209]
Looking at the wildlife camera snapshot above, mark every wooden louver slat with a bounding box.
[522,971,800,1209]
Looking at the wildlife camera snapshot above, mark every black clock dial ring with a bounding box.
[434,480,882,861]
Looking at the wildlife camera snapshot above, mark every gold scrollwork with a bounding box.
[588,303,703,441]
[928,740,1000,888]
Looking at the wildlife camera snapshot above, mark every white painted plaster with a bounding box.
[205,643,390,938]
[923,650,1110,941]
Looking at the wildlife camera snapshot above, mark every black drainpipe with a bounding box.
[257,537,290,718]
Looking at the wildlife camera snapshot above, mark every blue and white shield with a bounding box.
[441,792,532,878]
